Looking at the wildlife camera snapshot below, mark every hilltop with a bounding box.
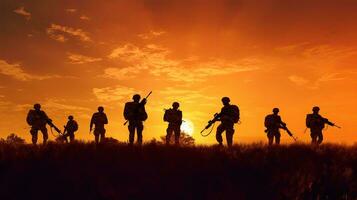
[0,142,356,200]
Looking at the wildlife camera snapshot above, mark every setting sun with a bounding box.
[181,119,194,136]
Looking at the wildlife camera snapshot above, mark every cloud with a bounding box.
[0,60,59,81]
[65,8,77,13]
[289,73,346,89]
[108,43,259,83]
[138,30,166,40]
[46,24,91,42]
[13,6,31,20]
[93,85,137,102]
[67,53,102,64]
[102,67,140,80]
[80,15,90,20]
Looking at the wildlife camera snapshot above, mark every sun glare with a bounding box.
[181,119,194,136]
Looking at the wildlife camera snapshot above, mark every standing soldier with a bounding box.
[216,97,240,148]
[124,94,148,145]
[63,115,79,143]
[164,102,183,145]
[264,108,289,145]
[26,103,52,145]
[90,106,108,144]
[306,106,338,145]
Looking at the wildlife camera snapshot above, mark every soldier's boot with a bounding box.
[216,124,225,146]
[268,136,274,146]
[275,135,281,145]
[174,134,180,146]
[95,134,99,145]
[43,131,48,145]
[31,134,38,145]
[166,128,172,145]
[226,131,234,148]
[317,134,323,145]
[137,124,144,145]
[128,125,135,145]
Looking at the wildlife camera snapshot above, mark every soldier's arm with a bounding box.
[324,118,334,126]
[90,114,94,131]
[104,114,108,124]
[123,103,129,120]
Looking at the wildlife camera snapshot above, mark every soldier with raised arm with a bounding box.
[90,106,108,144]
[306,106,337,145]
[215,97,240,148]
[164,102,182,145]
[26,103,51,145]
[124,94,148,145]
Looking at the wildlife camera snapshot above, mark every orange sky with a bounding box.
[0,0,356,144]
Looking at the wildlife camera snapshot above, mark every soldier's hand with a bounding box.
[141,98,147,105]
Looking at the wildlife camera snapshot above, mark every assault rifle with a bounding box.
[264,124,297,141]
[200,113,221,136]
[124,91,152,126]
[47,119,61,134]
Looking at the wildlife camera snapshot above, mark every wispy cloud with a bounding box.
[0,60,59,81]
[138,30,166,40]
[102,67,140,80]
[13,6,31,20]
[46,24,91,42]
[80,15,90,20]
[289,73,346,89]
[65,8,77,13]
[67,53,102,64]
[108,43,259,83]
[93,85,137,102]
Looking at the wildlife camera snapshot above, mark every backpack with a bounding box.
[231,105,240,123]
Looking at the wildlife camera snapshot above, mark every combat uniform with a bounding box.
[265,114,285,145]
[216,104,240,147]
[26,109,50,144]
[164,108,182,145]
[306,113,334,145]
[90,112,108,143]
[124,101,148,145]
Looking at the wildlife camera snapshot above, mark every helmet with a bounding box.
[34,103,41,110]
[68,115,74,120]
[312,106,320,112]
[172,102,180,109]
[133,94,141,102]
[221,97,230,104]
[98,106,104,112]
[273,108,279,113]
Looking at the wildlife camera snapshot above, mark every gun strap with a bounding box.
[201,122,216,137]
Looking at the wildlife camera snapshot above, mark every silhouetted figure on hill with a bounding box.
[26,103,51,145]
[164,102,182,145]
[265,108,289,145]
[215,97,240,148]
[90,106,108,144]
[124,94,148,145]
[62,115,78,143]
[306,106,336,145]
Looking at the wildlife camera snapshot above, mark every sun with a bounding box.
[181,119,194,136]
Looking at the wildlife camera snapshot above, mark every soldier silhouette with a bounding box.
[90,106,108,144]
[26,103,51,145]
[164,102,182,145]
[264,108,286,145]
[306,106,336,145]
[62,115,78,143]
[124,94,148,145]
[216,97,240,148]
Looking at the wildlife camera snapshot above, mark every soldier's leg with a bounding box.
[30,128,38,145]
[216,124,225,146]
[310,131,317,145]
[100,129,106,143]
[275,132,281,145]
[174,126,181,145]
[128,124,135,145]
[69,132,75,143]
[267,131,274,146]
[94,130,99,144]
[226,126,235,148]
[40,127,48,144]
[166,126,173,145]
[137,122,143,145]
[317,131,323,145]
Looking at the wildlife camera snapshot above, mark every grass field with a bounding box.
[0,142,356,200]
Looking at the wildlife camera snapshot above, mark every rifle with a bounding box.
[200,113,221,136]
[281,125,297,141]
[124,91,152,126]
[47,120,61,134]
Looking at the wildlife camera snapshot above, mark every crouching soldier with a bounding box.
[63,115,78,143]
[26,103,51,145]
[90,106,108,144]
[164,102,182,145]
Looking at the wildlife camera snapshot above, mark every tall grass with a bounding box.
[0,142,356,199]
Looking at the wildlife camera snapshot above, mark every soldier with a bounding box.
[264,108,286,145]
[63,115,79,143]
[90,106,108,144]
[306,106,336,145]
[164,102,183,145]
[216,97,240,148]
[26,103,51,145]
[124,94,148,145]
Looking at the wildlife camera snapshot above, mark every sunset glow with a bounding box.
[0,0,356,144]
